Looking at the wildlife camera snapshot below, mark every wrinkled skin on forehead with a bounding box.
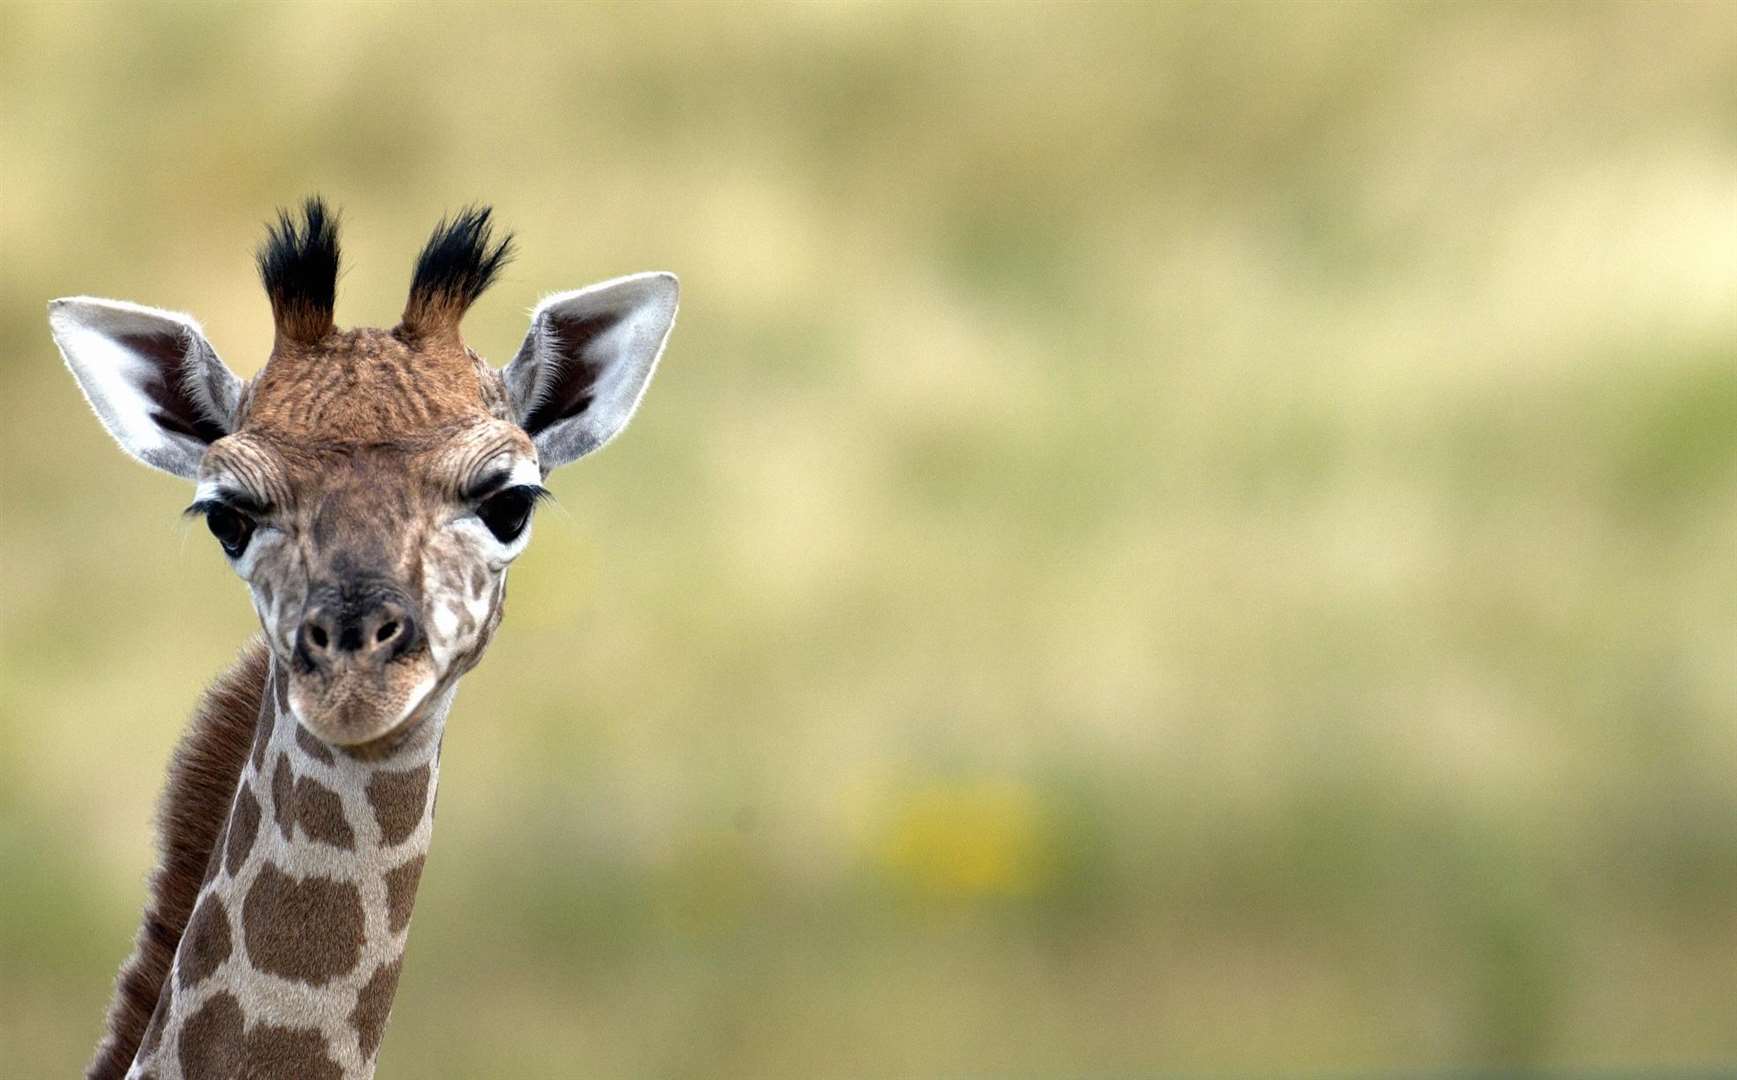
[203,328,536,750]
[243,324,513,437]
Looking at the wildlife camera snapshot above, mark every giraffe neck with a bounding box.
[128,657,450,1080]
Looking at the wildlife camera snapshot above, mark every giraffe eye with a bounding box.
[477,485,544,543]
[205,505,255,557]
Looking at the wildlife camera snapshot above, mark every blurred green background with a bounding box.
[2,2,1735,1075]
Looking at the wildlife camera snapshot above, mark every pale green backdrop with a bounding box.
[2,2,1734,1076]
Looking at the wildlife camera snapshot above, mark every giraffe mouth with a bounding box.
[285,660,440,747]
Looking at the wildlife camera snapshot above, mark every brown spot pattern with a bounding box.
[179,991,243,1078]
[201,821,225,886]
[367,763,430,846]
[174,988,342,1080]
[383,854,425,934]
[295,722,336,765]
[177,894,231,989]
[242,1022,343,1080]
[243,863,364,985]
[225,784,261,875]
[271,753,356,849]
[294,781,354,848]
[271,754,293,837]
[254,689,279,773]
[349,956,403,1061]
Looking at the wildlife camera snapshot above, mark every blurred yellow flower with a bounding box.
[874,779,1049,899]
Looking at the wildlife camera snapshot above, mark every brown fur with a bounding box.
[242,329,491,443]
[87,639,270,1080]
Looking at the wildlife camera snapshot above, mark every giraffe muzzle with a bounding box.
[295,581,423,677]
[284,577,440,745]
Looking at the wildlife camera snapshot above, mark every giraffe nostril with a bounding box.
[298,585,418,668]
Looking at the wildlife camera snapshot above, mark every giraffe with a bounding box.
[48,198,678,1079]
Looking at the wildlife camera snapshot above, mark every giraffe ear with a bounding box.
[501,272,678,472]
[48,297,243,480]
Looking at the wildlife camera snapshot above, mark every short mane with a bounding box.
[86,639,269,1080]
[400,205,514,335]
[257,196,341,344]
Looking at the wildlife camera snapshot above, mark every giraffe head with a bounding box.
[49,198,677,749]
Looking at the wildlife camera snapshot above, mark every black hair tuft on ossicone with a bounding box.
[256,196,341,343]
[401,205,515,334]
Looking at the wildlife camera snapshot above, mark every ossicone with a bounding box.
[399,205,515,338]
[257,196,341,345]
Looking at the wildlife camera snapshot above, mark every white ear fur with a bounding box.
[48,296,242,480]
[501,271,678,471]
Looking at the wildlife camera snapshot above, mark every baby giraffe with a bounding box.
[49,198,677,1079]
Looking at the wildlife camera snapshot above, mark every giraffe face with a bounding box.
[49,199,679,750]
[195,368,542,746]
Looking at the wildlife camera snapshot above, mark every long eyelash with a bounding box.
[501,484,554,506]
[183,495,269,518]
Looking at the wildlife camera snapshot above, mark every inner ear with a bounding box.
[502,271,678,472]
[49,296,243,480]
[518,309,625,434]
[120,330,231,445]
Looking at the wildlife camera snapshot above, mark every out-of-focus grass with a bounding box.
[2,3,1735,1075]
